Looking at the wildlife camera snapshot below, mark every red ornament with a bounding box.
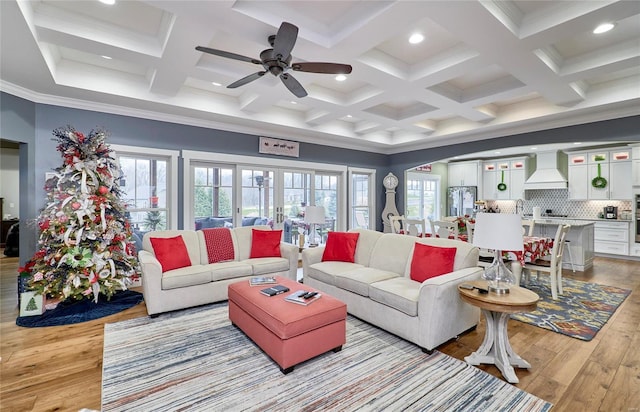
[98,186,109,195]
[39,220,50,230]
[72,202,81,210]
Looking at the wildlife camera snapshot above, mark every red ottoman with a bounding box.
[228,276,347,374]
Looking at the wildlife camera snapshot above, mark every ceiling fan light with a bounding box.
[593,22,615,34]
[335,74,347,81]
[409,33,424,44]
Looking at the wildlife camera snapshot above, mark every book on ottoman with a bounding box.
[285,290,322,306]
[260,285,290,296]
[249,276,277,286]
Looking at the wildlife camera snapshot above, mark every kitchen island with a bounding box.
[530,219,595,272]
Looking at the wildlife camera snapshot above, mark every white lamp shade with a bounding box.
[304,206,326,224]
[472,213,523,251]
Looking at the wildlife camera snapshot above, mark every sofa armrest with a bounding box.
[279,242,299,280]
[416,266,483,350]
[138,250,164,315]
[301,246,325,274]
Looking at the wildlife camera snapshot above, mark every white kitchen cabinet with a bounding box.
[568,153,588,200]
[630,243,640,257]
[609,149,632,200]
[509,159,527,200]
[594,220,630,256]
[482,162,497,200]
[448,161,480,187]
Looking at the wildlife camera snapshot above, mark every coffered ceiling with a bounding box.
[1,0,639,154]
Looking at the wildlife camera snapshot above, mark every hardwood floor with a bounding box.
[1,254,638,411]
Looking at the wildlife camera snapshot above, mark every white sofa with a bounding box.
[139,226,298,316]
[302,229,482,352]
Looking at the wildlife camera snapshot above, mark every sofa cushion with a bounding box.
[410,243,457,282]
[202,228,235,263]
[150,235,191,272]
[242,257,290,276]
[368,234,417,276]
[348,229,385,266]
[209,261,253,282]
[334,267,400,297]
[369,277,421,316]
[322,232,360,262]
[250,229,283,258]
[307,261,364,286]
[161,265,212,289]
[415,237,479,271]
[235,225,270,260]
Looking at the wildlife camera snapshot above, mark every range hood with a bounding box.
[523,151,568,190]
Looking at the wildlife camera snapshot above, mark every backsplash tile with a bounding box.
[486,189,632,219]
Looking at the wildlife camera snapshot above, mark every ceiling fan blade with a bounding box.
[291,62,352,74]
[228,71,266,88]
[273,22,298,60]
[280,73,307,98]
[195,46,261,65]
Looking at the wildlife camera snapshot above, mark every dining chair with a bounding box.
[389,215,405,234]
[521,219,535,236]
[429,219,460,240]
[523,224,571,300]
[404,218,426,237]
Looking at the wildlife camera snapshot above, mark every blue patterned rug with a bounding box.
[102,303,552,411]
[512,277,630,341]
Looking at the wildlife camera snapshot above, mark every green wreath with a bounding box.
[591,163,607,189]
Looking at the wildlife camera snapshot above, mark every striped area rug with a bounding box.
[102,303,552,411]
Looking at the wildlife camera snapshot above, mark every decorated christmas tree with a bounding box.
[20,126,140,303]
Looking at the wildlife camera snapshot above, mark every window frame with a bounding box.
[111,145,179,230]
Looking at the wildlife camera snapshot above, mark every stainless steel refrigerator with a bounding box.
[447,186,477,217]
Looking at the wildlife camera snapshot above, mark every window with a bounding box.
[348,168,376,229]
[111,145,178,234]
[315,173,339,235]
[406,171,440,222]
[193,165,233,219]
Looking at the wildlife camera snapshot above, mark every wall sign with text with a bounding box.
[259,137,299,158]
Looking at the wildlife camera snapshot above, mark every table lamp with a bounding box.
[304,206,325,247]
[472,213,523,294]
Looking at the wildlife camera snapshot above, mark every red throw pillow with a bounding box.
[410,243,456,282]
[322,232,360,262]
[250,229,283,258]
[150,236,191,272]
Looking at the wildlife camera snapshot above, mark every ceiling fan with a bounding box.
[196,22,352,98]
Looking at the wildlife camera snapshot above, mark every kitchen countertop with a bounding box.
[526,217,633,226]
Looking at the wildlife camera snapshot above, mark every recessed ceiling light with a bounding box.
[101,55,112,60]
[290,101,297,105]
[574,142,582,145]
[211,82,222,87]
[494,151,501,154]
[335,74,347,82]
[593,22,615,34]
[409,33,424,44]
[346,114,352,118]
[530,147,537,150]
[99,0,116,5]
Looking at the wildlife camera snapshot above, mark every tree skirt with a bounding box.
[16,290,143,328]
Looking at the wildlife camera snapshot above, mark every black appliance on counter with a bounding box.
[604,206,618,220]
